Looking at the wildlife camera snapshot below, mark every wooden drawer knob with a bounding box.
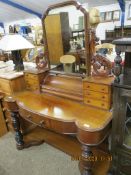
[101,103,105,106]
[87,100,90,103]
[102,96,105,99]
[27,115,32,120]
[39,120,45,127]
[87,85,90,88]
[101,89,105,91]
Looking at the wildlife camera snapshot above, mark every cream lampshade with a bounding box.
[0,34,34,51]
[0,34,35,71]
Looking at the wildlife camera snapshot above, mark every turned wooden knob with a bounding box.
[27,115,32,120]
[39,120,45,127]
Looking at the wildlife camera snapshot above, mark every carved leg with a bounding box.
[79,144,94,175]
[5,97,44,150]
[11,111,24,150]
[11,111,44,150]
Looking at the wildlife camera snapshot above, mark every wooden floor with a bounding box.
[24,126,111,175]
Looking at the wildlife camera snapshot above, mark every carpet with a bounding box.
[0,133,79,175]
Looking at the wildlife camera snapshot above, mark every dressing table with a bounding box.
[4,1,114,175]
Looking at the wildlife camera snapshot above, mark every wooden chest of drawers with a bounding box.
[0,76,25,95]
[24,70,47,91]
[83,77,114,110]
[0,75,25,134]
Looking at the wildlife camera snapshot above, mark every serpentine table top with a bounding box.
[11,90,112,146]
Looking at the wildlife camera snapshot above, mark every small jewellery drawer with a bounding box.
[84,98,110,110]
[83,82,109,93]
[19,108,50,129]
[84,90,109,101]
[24,73,38,80]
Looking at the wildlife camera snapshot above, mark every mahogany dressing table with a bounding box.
[4,1,114,175]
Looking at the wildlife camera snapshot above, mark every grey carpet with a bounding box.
[0,133,79,175]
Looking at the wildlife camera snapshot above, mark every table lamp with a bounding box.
[0,34,34,71]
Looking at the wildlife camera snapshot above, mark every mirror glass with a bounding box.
[44,5,86,75]
[24,46,44,62]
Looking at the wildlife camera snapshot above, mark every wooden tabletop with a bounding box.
[14,91,112,132]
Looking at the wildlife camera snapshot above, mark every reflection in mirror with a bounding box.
[24,46,44,62]
[44,5,86,75]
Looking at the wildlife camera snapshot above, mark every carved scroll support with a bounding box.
[91,54,112,77]
[79,144,94,175]
[4,97,44,150]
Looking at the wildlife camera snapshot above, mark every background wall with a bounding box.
[95,1,131,40]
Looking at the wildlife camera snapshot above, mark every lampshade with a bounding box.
[0,34,35,51]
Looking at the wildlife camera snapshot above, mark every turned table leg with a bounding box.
[4,96,44,150]
[11,111,24,150]
[79,144,94,175]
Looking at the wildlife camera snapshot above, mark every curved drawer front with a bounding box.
[19,107,77,134]
[77,122,111,145]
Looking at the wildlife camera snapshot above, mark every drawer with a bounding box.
[26,85,39,91]
[84,98,110,110]
[25,79,39,86]
[19,108,51,128]
[84,90,109,102]
[24,73,38,80]
[19,108,76,134]
[83,82,109,93]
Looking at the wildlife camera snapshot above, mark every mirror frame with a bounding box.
[42,0,91,76]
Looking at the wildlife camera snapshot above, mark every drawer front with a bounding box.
[84,90,109,102]
[19,108,51,128]
[84,98,110,110]
[0,79,11,94]
[83,82,109,93]
[26,83,39,91]
[25,78,39,83]
[19,108,76,134]
[24,73,38,80]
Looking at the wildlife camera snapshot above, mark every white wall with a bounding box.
[49,5,85,29]
[95,1,131,40]
[0,27,4,34]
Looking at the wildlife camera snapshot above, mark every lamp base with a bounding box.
[12,50,24,72]
[14,64,24,71]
